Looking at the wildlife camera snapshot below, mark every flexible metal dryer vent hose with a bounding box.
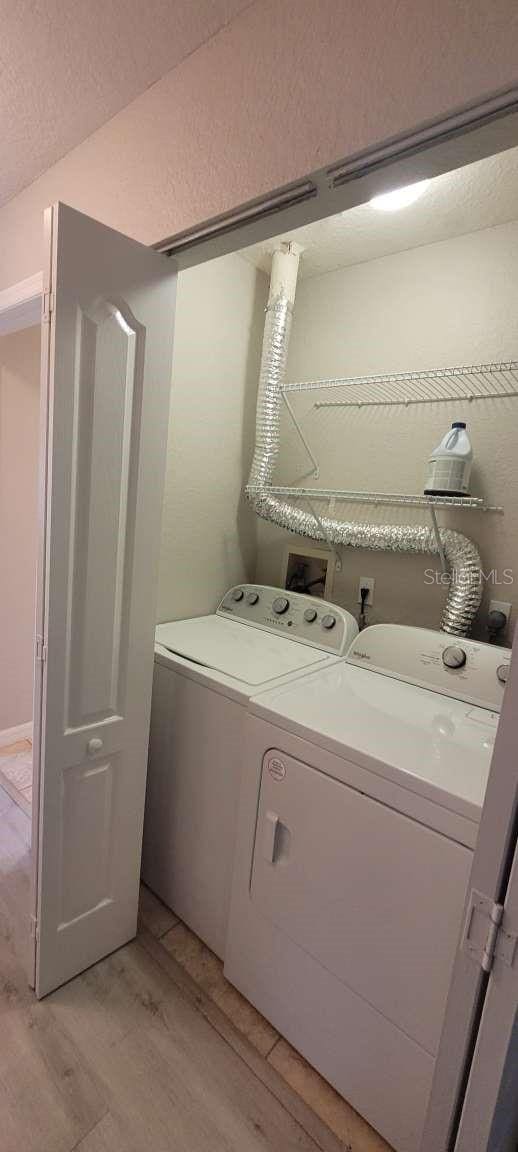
[246,256,482,636]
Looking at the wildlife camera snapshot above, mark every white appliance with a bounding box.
[225,625,511,1152]
[141,584,358,958]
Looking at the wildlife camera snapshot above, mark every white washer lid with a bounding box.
[250,662,499,820]
[155,615,330,686]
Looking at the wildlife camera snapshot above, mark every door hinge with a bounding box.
[42,290,54,324]
[29,914,39,942]
[462,889,517,974]
[35,636,47,663]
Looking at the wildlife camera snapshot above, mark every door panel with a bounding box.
[251,750,472,1056]
[61,756,116,923]
[66,300,141,728]
[34,203,176,997]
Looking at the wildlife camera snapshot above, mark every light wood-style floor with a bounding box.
[0,783,352,1152]
[0,781,391,1152]
[0,737,32,814]
[146,911,392,1151]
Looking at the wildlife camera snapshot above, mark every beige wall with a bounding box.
[1,1,518,289]
[157,252,267,621]
[255,220,518,641]
[0,327,41,730]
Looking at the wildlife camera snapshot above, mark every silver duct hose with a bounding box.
[246,277,482,636]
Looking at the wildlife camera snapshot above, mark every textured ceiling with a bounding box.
[0,0,250,207]
[242,147,518,278]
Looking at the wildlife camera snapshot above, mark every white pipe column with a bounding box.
[246,242,301,494]
[268,241,302,307]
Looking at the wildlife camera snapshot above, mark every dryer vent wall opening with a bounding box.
[246,246,482,637]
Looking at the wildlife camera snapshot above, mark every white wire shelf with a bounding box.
[246,485,503,512]
[281,360,518,407]
[266,359,511,570]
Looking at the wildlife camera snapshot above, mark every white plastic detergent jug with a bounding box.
[424,421,473,496]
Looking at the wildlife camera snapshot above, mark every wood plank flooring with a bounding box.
[0,738,32,815]
[145,892,393,1152]
[0,786,343,1152]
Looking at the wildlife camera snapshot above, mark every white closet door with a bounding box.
[32,203,176,998]
[421,631,518,1151]
[454,836,518,1151]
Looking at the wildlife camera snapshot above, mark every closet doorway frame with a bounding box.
[0,266,46,986]
[0,274,42,336]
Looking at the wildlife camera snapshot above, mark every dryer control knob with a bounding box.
[272,596,290,615]
[497,663,509,684]
[232,588,244,601]
[304,608,317,623]
[442,645,467,669]
[246,591,259,605]
[321,613,336,630]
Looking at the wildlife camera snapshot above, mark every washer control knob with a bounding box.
[497,664,509,684]
[272,596,290,615]
[246,591,259,605]
[304,607,317,623]
[232,588,244,602]
[321,613,337,630]
[442,645,467,669]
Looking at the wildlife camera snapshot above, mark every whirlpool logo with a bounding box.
[268,758,286,781]
[351,649,371,660]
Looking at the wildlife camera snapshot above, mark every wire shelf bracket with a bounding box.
[281,390,319,481]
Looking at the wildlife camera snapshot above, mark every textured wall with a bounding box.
[255,220,518,641]
[1,0,518,288]
[157,252,267,621]
[0,327,41,729]
[0,0,252,207]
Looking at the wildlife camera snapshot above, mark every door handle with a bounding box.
[263,810,279,863]
[87,737,104,757]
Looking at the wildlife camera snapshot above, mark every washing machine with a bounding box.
[141,584,358,958]
[224,624,511,1152]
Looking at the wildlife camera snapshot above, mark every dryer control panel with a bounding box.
[218,585,358,655]
[346,624,511,712]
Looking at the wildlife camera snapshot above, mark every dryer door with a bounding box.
[252,749,472,1057]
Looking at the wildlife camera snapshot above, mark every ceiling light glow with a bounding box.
[369,180,431,212]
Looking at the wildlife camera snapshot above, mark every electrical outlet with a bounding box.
[358,576,375,606]
[489,600,511,626]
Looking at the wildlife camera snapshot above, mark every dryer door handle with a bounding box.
[263,810,280,864]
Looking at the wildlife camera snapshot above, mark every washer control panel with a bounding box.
[347,624,511,711]
[218,585,358,655]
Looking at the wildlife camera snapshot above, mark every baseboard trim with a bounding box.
[0,721,33,748]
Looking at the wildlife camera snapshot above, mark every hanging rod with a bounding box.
[282,361,518,407]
